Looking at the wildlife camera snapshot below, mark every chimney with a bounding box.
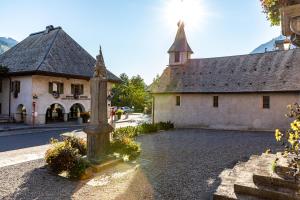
[45,25,54,34]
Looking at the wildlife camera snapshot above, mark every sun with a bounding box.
[164,0,206,30]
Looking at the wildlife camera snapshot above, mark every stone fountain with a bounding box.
[83,47,113,164]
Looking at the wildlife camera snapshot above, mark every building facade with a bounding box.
[150,21,300,131]
[0,25,120,124]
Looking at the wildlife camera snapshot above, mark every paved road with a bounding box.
[0,128,282,200]
[0,128,80,152]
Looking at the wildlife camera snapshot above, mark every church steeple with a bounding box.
[168,21,193,66]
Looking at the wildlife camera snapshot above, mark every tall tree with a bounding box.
[111,73,151,112]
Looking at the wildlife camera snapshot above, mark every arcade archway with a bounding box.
[45,103,65,123]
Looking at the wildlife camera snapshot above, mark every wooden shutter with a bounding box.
[16,81,20,92]
[80,85,84,95]
[59,83,64,94]
[49,82,53,93]
[71,84,75,94]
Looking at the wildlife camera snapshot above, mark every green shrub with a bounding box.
[156,121,174,130]
[108,137,141,160]
[45,141,79,174]
[112,126,138,140]
[64,136,87,156]
[69,157,90,179]
[137,123,158,134]
[45,137,89,179]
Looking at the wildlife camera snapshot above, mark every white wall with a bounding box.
[32,75,113,124]
[153,93,300,131]
[0,75,114,124]
[0,78,10,115]
[10,76,33,124]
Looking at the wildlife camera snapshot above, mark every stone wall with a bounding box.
[153,93,300,131]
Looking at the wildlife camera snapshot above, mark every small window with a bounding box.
[263,96,270,109]
[176,96,181,106]
[49,82,64,94]
[213,96,218,107]
[71,84,84,95]
[11,81,20,97]
[174,52,180,63]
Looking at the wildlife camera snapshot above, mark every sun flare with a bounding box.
[164,0,206,30]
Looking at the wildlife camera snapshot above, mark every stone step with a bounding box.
[234,180,300,200]
[253,173,300,190]
[213,193,266,200]
[213,155,267,200]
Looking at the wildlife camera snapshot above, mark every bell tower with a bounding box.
[168,21,193,66]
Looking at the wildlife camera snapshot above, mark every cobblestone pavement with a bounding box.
[0,129,281,200]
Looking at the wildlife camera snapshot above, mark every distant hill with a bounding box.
[0,37,17,54]
[251,35,297,54]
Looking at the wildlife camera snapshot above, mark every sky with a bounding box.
[0,0,281,84]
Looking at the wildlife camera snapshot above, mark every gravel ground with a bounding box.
[0,129,281,200]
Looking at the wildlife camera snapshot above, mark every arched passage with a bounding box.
[69,103,85,121]
[45,103,65,123]
[16,104,26,123]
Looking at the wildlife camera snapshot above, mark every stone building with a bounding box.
[150,21,300,131]
[0,25,120,124]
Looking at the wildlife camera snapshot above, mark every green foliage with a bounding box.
[64,136,87,156]
[45,136,89,179]
[112,126,138,140]
[274,103,300,178]
[260,0,299,26]
[156,121,174,131]
[109,121,174,160]
[111,73,152,112]
[45,140,79,174]
[69,157,90,179]
[137,123,158,133]
[108,137,141,161]
[112,122,175,140]
[116,109,124,119]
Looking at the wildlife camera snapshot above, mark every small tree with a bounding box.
[260,0,300,26]
[274,103,300,178]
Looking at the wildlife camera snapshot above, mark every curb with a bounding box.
[0,124,84,133]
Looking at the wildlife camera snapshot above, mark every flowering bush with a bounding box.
[274,103,300,178]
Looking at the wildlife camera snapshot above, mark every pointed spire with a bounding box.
[96,45,105,67]
[168,20,193,53]
[94,45,107,78]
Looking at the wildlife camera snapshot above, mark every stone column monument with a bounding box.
[83,47,113,164]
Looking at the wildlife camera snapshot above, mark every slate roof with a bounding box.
[168,21,193,53]
[151,48,300,93]
[0,25,120,82]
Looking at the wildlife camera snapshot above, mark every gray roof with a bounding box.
[168,21,193,53]
[0,25,120,82]
[151,48,300,93]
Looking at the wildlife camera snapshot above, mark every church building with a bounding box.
[150,21,300,131]
[0,25,120,124]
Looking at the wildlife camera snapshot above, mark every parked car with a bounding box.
[121,106,134,113]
